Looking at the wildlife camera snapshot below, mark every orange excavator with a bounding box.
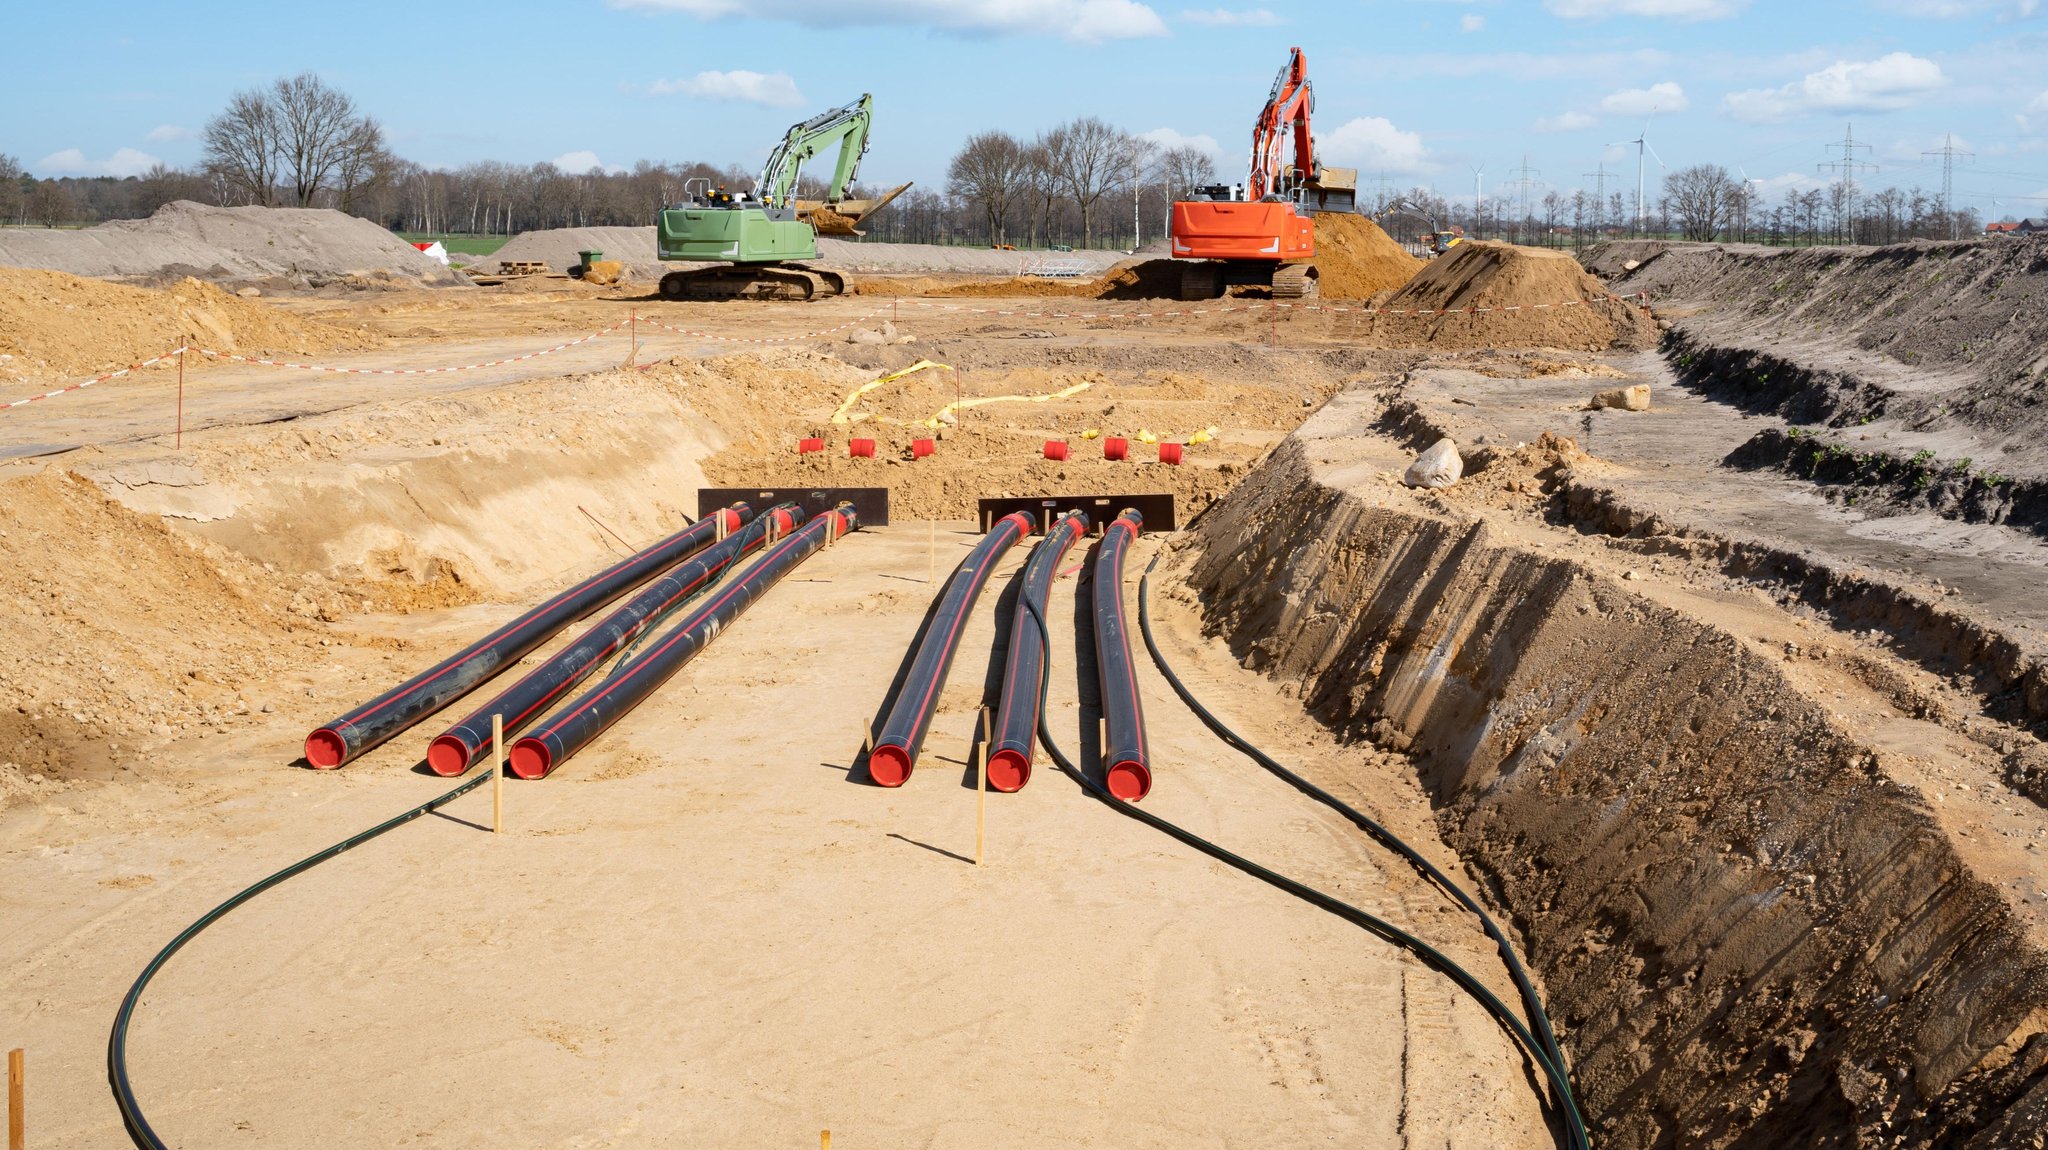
[1169,46,1357,301]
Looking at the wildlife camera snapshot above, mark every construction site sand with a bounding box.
[0,267,373,384]
[1353,241,1658,351]
[0,201,467,288]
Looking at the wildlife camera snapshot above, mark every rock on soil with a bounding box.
[1591,383,1651,411]
[1402,437,1464,488]
[0,201,468,288]
[0,267,372,383]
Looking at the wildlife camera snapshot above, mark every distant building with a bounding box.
[1986,221,2020,235]
[2018,218,2048,235]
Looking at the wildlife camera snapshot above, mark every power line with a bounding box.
[1583,162,1611,228]
[1817,122,1877,242]
[1510,153,1541,227]
[1922,133,1974,239]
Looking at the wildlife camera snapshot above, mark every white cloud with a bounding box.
[34,147,161,178]
[648,69,804,107]
[1460,13,1486,30]
[1142,126,1223,159]
[1874,0,2038,16]
[1317,116,1432,176]
[1545,0,1747,18]
[1534,111,1597,133]
[610,0,1169,42]
[144,124,193,143]
[2020,90,2048,132]
[550,150,627,175]
[1180,6,1281,25]
[1601,81,1688,115]
[1723,52,1946,122]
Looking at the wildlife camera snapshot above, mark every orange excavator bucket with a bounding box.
[798,182,913,237]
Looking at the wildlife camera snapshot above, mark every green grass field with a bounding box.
[398,233,511,257]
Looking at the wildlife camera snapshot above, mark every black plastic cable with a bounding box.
[108,767,495,1150]
[1016,590,1590,1150]
[1135,552,1570,1076]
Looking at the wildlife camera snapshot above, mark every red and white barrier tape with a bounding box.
[891,292,1654,322]
[2,348,188,410]
[633,306,890,344]
[190,318,635,375]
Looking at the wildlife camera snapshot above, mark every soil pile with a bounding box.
[931,258,1185,300]
[1311,213,1423,298]
[0,201,468,288]
[1372,241,1657,350]
[1594,235,2048,458]
[0,267,372,383]
[0,470,326,800]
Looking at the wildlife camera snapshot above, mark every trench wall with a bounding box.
[1182,442,2048,1148]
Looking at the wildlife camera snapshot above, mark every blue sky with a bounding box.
[10,0,2048,216]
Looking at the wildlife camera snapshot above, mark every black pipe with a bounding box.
[426,504,800,776]
[1134,551,1570,1078]
[986,510,1089,791]
[867,511,1036,787]
[1090,508,1151,801]
[1012,590,1591,1149]
[304,505,750,768]
[509,505,857,779]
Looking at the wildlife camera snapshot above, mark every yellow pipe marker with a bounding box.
[921,381,1094,430]
[830,360,949,425]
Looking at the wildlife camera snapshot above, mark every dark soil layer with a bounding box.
[1179,438,2048,1148]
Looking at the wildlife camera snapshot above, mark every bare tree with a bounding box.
[333,116,395,214]
[203,87,282,205]
[0,153,25,225]
[28,180,76,227]
[1043,116,1142,247]
[948,130,1030,246]
[1664,163,1738,241]
[1156,146,1217,204]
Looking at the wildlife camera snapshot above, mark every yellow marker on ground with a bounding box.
[830,360,949,425]
[922,381,1094,430]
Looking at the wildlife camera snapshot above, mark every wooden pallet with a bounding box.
[496,261,551,276]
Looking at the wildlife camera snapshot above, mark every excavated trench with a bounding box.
[1169,421,2048,1147]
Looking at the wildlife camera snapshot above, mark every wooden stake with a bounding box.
[976,706,989,868]
[1099,717,1108,770]
[491,714,504,835]
[8,1047,22,1150]
[822,1131,831,1150]
[716,511,728,543]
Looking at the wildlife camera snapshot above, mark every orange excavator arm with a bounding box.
[1248,46,1314,201]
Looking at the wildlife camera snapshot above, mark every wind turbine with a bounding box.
[1609,113,1664,235]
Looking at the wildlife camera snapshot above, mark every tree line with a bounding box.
[0,73,1993,252]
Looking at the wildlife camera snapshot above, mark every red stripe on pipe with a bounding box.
[849,438,876,458]
[1103,437,1128,461]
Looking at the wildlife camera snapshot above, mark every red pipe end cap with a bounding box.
[507,739,552,780]
[1103,437,1129,461]
[304,728,347,769]
[798,437,825,454]
[425,735,473,777]
[1106,759,1152,802]
[911,438,935,458]
[868,743,913,787]
[1158,442,1183,465]
[986,748,1031,793]
[849,438,876,458]
[1043,440,1069,461]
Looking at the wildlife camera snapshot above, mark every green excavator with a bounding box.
[655,94,910,301]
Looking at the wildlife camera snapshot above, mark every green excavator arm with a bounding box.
[758,94,873,209]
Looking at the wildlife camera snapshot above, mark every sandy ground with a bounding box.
[6,242,2047,1146]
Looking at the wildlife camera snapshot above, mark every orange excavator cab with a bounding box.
[1169,46,1353,301]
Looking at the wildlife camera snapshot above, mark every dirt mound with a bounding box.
[1311,213,1423,298]
[931,258,1185,300]
[0,267,372,384]
[0,469,328,800]
[0,201,468,288]
[1373,241,1657,350]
